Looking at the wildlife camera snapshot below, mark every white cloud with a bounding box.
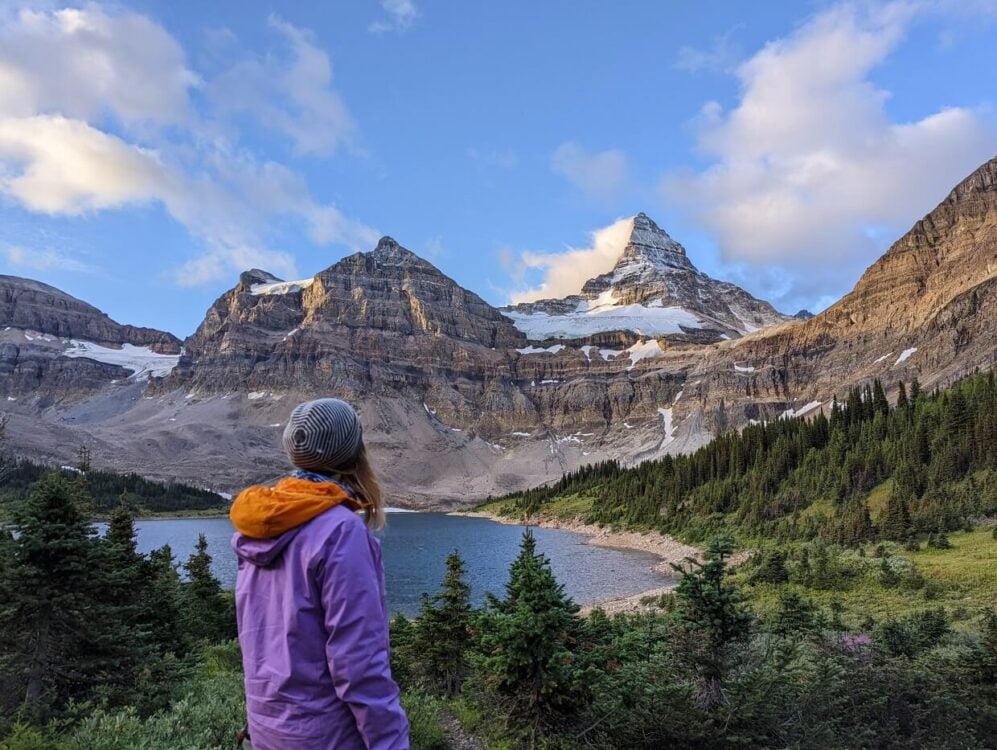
[209,15,356,157]
[4,244,95,274]
[667,1,996,301]
[0,5,375,286]
[0,6,197,125]
[0,115,167,213]
[369,0,420,34]
[551,141,630,202]
[506,216,635,303]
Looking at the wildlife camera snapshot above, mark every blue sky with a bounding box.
[1,0,995,336]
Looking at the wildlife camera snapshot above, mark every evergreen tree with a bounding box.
[772,590,821,636]
[93,502,155,703]
[0,474,104,720]
[872,379,889,415]
[144,545,190,659]
[476,530,584,738]
[413,549,473,696]
[181,534,234,644]
[670,536,752,709]
[881,485,913,540]
[896,381,909,410]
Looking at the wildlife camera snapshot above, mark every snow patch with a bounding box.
[62,341,179,380]
[580,345,595,362]
[893,348,917,366]
[247,391,269,401]
[599,349,622,361]
[734,364,755,373]
[873,352,893,364]
[516,344,565,355]
[540,379,559,385]
[780,401,822,419]
[626,339,664,370]
[505,304,704,340]
[510,431,531,437]
[251,278,314,296]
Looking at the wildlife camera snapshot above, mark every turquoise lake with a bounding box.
[125,513,672,616]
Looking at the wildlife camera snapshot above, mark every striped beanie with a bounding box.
[282,398,364,472]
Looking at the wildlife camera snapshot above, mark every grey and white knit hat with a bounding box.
[282,398,364,472]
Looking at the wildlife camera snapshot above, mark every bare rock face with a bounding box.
[2,158,995,506]
[501,213,792,341]
[0,276,182,405]
[0,276,180,351]
[680,155,997,429]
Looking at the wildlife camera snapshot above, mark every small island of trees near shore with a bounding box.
[0,371,995,748]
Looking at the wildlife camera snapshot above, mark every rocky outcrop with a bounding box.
[677,155,997,429]
[501,213,792,341]
[0,275,180,351]
[2,158,995,505]
[0,276,182,405]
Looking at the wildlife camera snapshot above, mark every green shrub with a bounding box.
[399,690,447,750]
[68,672,245,750]
[0,724,70,750]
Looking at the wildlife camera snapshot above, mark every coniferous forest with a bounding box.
[0,374,995,748]
[0,452,228,518]
[503,372,997,543]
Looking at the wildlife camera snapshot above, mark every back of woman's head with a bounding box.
[282,398,385,529]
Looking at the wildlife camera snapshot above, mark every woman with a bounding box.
[230,398,410,749]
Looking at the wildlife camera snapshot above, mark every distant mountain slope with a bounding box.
[502,213,791,342]
[1,157,994,504]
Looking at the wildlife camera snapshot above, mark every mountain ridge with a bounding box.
[1,155,994,504]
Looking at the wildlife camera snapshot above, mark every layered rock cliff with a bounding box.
[1,157,994,505]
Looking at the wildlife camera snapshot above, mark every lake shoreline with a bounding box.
[454,509,703,615]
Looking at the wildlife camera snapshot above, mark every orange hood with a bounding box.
[230,477,361,539]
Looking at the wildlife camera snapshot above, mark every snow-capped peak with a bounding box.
[602,213,694,286]
[501,212,791,341]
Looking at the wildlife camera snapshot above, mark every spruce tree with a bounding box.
[93,501,154,704]
[881,485,913,540]
[476,530,584,737]
[181,534,234,644]
[0,474,103,720]
[413,549,472,696]
[145,544,190,658]
[670,536,751,709]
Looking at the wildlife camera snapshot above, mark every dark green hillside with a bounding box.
[495,371,997,544]
[0,457,228,517]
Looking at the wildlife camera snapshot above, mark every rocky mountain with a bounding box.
[0,276,181,404]
[1,157,994,505]
[502,213,791,343]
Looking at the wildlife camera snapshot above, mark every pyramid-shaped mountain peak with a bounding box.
[610,213,692,279]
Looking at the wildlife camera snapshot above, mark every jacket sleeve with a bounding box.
[318,517,410,749]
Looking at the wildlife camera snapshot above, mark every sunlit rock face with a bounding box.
[502,212,792,343]
[2,158,995,505]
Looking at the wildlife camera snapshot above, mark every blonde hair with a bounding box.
[329,445,385,530]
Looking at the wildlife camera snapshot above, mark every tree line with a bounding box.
[505,372,997,543]
[0,452,228,516]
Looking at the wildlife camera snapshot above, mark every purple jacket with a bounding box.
[232,504,410,749]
